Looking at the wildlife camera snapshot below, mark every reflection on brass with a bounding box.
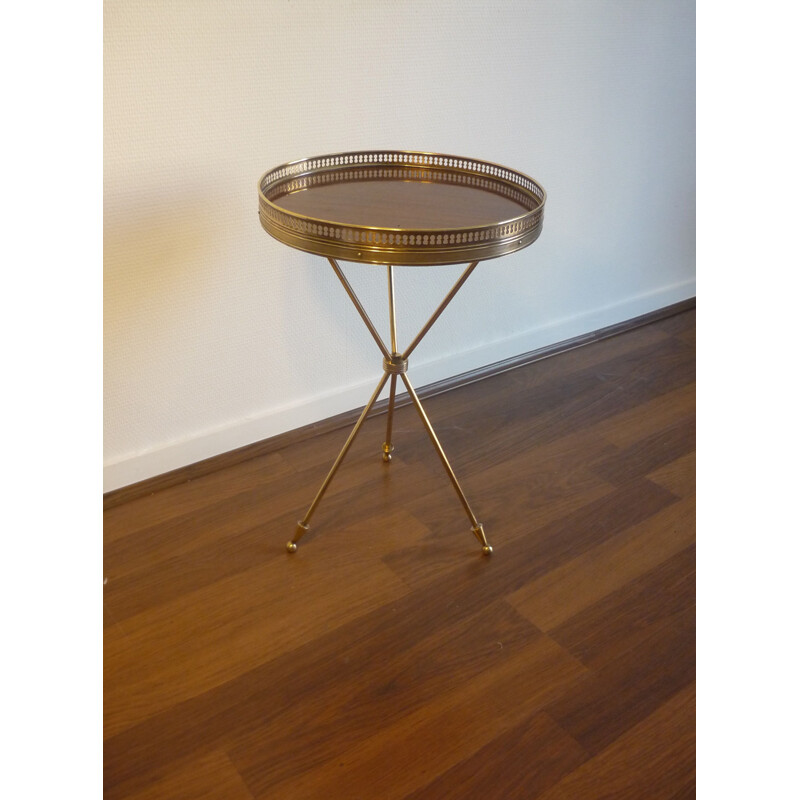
[260,151,546,555]
[472,524,493,556]
[382,355,408,374]
[258,150,545,266]
[286,522,307,553]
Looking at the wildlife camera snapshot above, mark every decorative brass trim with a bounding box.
[382,355,408,374]
[258,150,545,266]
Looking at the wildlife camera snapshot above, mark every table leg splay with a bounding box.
[260,150,545,556]
[287,258,493,556]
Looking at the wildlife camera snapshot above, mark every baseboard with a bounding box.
[104,282,695,507]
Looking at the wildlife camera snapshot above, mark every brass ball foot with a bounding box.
[382,443,394,463]
[288,520,309,552]
[382,452,392,463]
[471,523,492,555]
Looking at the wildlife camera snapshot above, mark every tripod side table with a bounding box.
[258,150,546,555]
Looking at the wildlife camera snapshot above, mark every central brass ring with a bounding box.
[383,354,408,374]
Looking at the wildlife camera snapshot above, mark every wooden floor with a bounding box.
[104,308,696,799]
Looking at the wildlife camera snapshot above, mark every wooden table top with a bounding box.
[258,151,545,266]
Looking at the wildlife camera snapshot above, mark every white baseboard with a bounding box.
[103,279,695,493]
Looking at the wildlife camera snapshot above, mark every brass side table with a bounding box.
[258,151,546,555]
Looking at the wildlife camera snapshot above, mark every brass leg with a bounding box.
[400,373,492,555]
[291,258,491,554]
[383,265,399,463]
[287,372,390,552]
[402,261,479,360]
[382,373,397,463]
[329,257,391,360]
[387,264,399,354]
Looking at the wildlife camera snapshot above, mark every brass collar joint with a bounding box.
[383,354,409,374]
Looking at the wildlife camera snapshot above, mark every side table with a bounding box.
[258,150,546,555]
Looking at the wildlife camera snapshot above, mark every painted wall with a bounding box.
[103,0,695,492]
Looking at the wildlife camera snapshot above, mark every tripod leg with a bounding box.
[382,265,399,463]
[288,372,390,552]
[382,374,398,463]
[399,373,492,555]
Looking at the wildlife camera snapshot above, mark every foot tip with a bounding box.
[286,541,298,553]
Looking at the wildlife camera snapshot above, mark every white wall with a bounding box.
[103,0,695,492]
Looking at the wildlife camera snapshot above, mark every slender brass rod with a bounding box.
[299,372,390,526]
[387,265,398,355]
[400,372,480,528]
[383,373,398,461]
[328,257,391,360]
[402,261,479,361]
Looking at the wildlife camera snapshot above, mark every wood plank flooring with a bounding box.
[104,308,696,799]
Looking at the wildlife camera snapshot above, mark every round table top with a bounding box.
[258,150,546,266]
